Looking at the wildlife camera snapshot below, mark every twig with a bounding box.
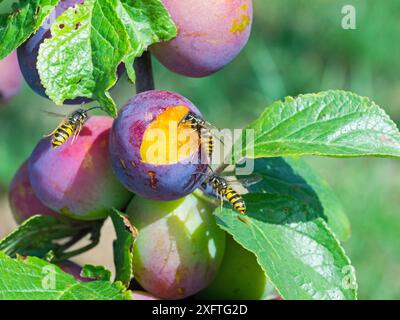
[133,51,155,93]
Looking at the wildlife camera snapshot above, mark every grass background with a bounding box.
[0,0,400,299]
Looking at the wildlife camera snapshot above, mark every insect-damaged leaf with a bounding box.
[37,0,177,117]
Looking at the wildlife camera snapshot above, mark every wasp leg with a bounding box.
[71,123,82,144]
[220,191,224,211]
[43,130,56,138]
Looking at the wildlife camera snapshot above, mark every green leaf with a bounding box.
[37,0,176,117]
[81,264,112,282]
[0,0,60,59]
[238,91,400,160]
[0,252,131,300]
[214,194,357,300]
[116,0,178,82]
[0,215,102,260]
[110,209,137,287]
[238,157,351,241]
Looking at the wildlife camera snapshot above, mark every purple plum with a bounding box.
[151,0,253,77]
[109,90,208,201]
[29,116,132,220]
[8,160,59,224]
[131,291,159,300]
[0,51,22,103]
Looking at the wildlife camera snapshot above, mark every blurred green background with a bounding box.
[1,0,399,299]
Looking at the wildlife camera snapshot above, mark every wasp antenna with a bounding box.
[86,106,102,112]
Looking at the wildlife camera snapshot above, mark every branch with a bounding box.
[133,51,155,93]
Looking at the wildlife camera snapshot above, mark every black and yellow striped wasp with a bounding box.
[178,111,224,162]
[198,168,261,220]
[44,106,101,149]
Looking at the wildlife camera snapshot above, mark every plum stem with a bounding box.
[134,51,155,93]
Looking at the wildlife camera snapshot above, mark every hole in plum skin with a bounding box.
[75,22,81,30]
[59,24,65,29]
[147,171,158,190]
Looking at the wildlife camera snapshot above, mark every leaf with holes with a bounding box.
[37,0,176,116]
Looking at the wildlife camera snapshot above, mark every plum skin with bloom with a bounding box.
[29,116,132,221]
[151,0,253,77]
[127,193,226,299]
[0,51,22,103]
[109,90,208,201]
[8,160,59,224]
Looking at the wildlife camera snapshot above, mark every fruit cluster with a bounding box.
[6,0,268,300]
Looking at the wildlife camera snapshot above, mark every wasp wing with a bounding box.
[41,110,68,118]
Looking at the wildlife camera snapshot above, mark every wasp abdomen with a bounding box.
[51,120,76,149]
[224,186,246,214]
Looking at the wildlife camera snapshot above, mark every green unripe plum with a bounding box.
[127,193,226,299]
[197,235,269,300]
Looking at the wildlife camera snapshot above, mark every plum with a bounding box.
[29,116,132,221]
[57,260,89,282]
[197,235,269,300]
[109,90,208,201]
[127,193,226,299]
[0,51,22,103]
[17,0,123,104]
[131,291,159,300]
[151,0,253,77]
[8,160,59,224]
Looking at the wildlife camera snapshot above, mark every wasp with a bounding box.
[203,174,247,215]
[44,106,101,149]
[178,112,222,161]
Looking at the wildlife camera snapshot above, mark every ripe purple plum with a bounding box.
[17,0,123,104]
[29,116,132,221]
[8,160,59,224]
[197,235,269,300]
[0,51,22,102]
[151,0,253,77]
[131,291,159,300]
[109,90,208,201]
[127,193,226,299]
[57,260,89,282]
